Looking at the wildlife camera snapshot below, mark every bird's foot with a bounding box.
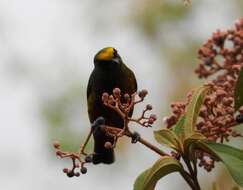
[91,117,105,132]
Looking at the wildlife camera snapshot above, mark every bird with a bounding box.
[87,47,137,164]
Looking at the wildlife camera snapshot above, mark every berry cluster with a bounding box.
[101,88,157,148]
[53,141,93,177]
[164,18,243,171]
[53,88,159,177]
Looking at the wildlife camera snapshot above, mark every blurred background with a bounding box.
[0,0,243,189]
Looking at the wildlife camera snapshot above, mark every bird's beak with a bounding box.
[112,57,120,64]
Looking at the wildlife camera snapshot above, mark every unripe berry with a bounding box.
[75,172,80,177]
[85,155,93,163]
[138,89,148,99]
[102,93,109,102]
[236,114,243,123]
[146,104,153,110]
[124,94,130,102]
[148,118,154,125]
[67,171,74,177]
[204,57,212,66]
[81,167,87,174]
[113,88,121,98]
[104,142,113,149]
[63,168,69,173]
[149,114,157,121]
[53,141,60,149]
[56,151,62,157]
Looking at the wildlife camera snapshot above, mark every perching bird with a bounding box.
[87,47,137,164]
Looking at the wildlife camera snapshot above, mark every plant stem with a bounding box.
[125,132,169,156]
[180,170,197,190]
[183,155,201,190]
[138,136,169,156]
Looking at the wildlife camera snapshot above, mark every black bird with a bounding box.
[87,47,137,164]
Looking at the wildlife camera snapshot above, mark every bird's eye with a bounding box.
[113,49,118,57]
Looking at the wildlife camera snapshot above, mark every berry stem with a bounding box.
[125,131,168,156]
[182,155,201,190]
[80,129,93,156]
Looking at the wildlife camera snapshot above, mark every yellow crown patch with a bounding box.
[96,47,115,61]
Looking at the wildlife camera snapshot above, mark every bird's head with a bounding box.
[94,47,122,67]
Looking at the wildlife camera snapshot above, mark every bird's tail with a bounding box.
[92,127,115,164]
[92,148,114,164]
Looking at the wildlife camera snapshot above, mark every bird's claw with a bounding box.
[91,117,105,131]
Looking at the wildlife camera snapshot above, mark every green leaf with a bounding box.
[182,86,209,139]
[174,116,185,136]
[138,156,183,190]
[154,129,182,151]
[235,67,243,111]
[183,133,206,156]
[196,141,243,187]
[134,169,155,190]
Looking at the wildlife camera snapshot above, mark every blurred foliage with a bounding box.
[41,83,93,152]
[131,0,201,106]
[214,168,242,190]
[132,0,190,38]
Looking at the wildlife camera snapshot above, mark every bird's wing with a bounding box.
[87,70,96,122]
[121,65,137,117]
[125,66,138,93]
